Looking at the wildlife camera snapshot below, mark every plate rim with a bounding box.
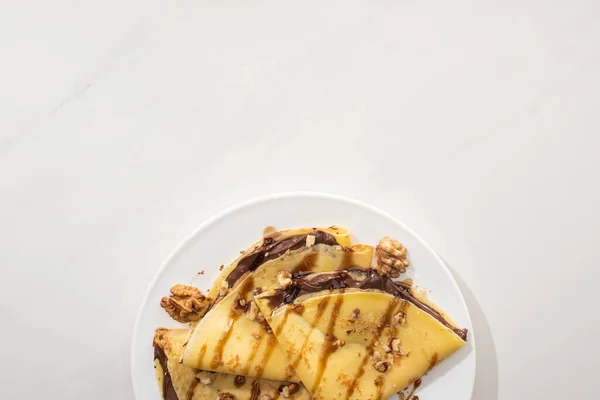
[131,191,476,399]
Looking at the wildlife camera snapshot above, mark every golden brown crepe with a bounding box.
[181,239,374,381]
[255,270,467,400]
[154,328,311,400]
[154,227,469,400]
[205,226,353,301]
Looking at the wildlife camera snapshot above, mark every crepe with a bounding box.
[154,328,311,400]
[181,235,374,381]
[205,226,353,301]
[254,270,467,400]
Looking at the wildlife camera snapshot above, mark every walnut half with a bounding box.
[160,284,207,323]
[374,237,409,277]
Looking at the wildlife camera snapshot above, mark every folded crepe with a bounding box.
[154,328,311,400]
[205,226,353,301]
[181,228,374,382]
[254,269,468,400]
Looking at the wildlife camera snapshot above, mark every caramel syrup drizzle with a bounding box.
[196,344,207,368]
[310,294,344,394]
[291,296,331,369]
[344,298,402,400]
[210,276,255,369]
[406,378,422,400]
[185,379,198,400]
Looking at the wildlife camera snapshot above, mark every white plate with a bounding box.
[131,192,476,399]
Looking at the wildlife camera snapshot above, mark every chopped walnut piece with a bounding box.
[393,312,406,326]
[391,338,401,353]
[263,323,273,334]
[257,312,266,323]
[277,270,292,288]
[218,393,236,400]
[305,234,316,247]
[333,339,346,347]
[382,344,392,353]
[278,383,300,398]
[373,351,383,361]
[233,297,247,315]
[287,383,300,395]
[160,284,206,323]
[246,301,259,321]
[219,280,229,296]
[385,352,395,364]
[374,237,409,277]
[196,371,213,385]
[351,308,360,319]
[374,360,390,372]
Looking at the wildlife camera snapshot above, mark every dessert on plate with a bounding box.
[153,227,467,400]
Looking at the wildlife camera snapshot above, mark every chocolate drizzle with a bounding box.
[153,341,179,400]
[225,231,339,286]
[264,269,468,341]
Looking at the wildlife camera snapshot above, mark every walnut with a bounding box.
[374,360,390,372]
[257,311,266,323]
[373,351,383,361]
[382,344,391,353]
[392,312,406,326]
[385,352,395,364]
[278,383,300,398]
[287,383,300,395]
[305,234,316,247]
[233,297,247,315]
[391,338,401,353]
[219,280,229,296]
[333,339,346,347]
[262,322,272,334]
[160,284,206,323]
[246,301,259,321]
[374,237,409,277]
[217,393,236,400]
[277,270,292,289]
[351,308,360,319]
[196,371,213,385]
